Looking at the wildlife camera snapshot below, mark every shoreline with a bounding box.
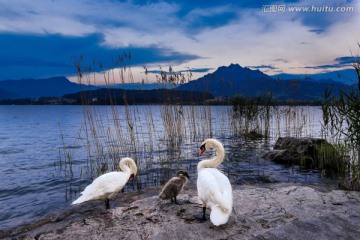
[2,182,359,239]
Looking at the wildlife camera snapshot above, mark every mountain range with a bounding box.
[0,76,98,100]
[0,65,357,102]
[272,69,357,85]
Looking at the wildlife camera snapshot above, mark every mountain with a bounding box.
[272,69,358,85]
[0,87,19,100]
[177,64,351,101]
[0,77,98,99]
[177,64,274,97]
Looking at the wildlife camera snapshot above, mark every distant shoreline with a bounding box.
[0,98,323,106]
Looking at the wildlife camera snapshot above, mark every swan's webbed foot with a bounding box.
[194,213,209,222]
[105,199,110,209]
[194,207,208,222]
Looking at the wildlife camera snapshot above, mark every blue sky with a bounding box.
[0,0,359,82]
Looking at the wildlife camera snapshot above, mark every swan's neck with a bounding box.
[119,158,136,175]
[197,142,225,170]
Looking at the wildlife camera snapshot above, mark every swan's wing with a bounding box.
[80,172,129,200]
[197,168,233,211]
[197,168,233,226]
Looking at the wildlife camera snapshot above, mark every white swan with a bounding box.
[196,138,233,226]
[72,157,137,209]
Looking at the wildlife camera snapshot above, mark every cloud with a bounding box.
[308,29,324,34]
[188,67,214,73]
[146,67,212,75]
[273,58,289,63]
[284,0,358,31]
[0,33,200,80]
[336,56,358,65]
[0,0,359,80]
[0,0,179,37]
[247,65,276,70]
[182,5,238,33]
[304,56,357,69]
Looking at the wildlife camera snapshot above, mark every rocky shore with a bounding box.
[3,183,360,240]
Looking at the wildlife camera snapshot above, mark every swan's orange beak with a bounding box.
[199,145,206,155]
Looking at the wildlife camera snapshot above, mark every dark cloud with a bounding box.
[335,56,358,65]
[146,67,212,75]
[247,65,276,70]
[273,58,289,63]
[304,55,356,69]
[0,33,200,80]
[308,29,324,34]
[177,0,301,32]
[184,11,238,33]
[188,67,213,73]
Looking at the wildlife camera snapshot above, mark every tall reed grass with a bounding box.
[321,50,360,190]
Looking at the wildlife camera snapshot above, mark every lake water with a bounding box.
[0,105,338,232]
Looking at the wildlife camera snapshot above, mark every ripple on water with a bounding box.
[0,149,25,155]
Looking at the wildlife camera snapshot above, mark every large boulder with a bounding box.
[263,137,344,172]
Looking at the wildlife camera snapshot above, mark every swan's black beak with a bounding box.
[129,173,135,181]
[199,144,206,155]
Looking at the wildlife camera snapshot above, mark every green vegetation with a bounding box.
[322,49,360,190]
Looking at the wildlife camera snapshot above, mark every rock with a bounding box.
[263,137,344,172]
[2,183,360,240]
[244,130,263,140]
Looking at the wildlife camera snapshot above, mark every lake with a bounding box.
[0,105,338,232]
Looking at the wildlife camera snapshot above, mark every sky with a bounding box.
[0,0,359,84]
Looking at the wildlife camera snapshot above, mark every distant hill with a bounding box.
[272,69,358,85]
[63,88,213,104]
[98,82,177,90]
[0,87,19,100]
[0,76,98,100]
[177,64,351,101]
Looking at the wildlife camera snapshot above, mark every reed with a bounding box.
[321,48,360,190]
